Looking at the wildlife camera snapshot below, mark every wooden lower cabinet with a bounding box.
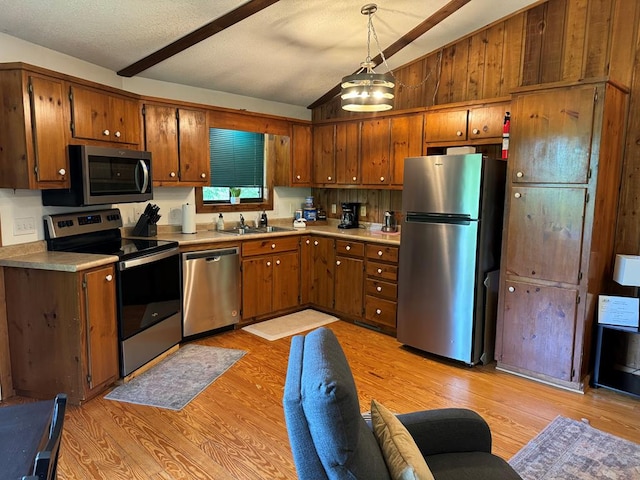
[308,236,335,309]
[334,240,365,318]
[363,245,400,333]
[4,265,118,405]
[241,237,300,321]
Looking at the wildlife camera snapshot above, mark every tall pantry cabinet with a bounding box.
[495,81,627,392]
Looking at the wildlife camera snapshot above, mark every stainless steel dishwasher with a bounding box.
[182,247,240,337]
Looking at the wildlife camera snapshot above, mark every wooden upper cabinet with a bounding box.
[313,124,336,184]
[291,124,312,185]
[0,70,69,189]
[143,104,209,186]
[504,186,586,285]
[424,109,468,142]
[361,118,391,185]
[509,86,596,184]
[70,84,140,145]
[391,114,423,185]
[177,108,209,184]
[336,122,360,185]
[468,104,507,141]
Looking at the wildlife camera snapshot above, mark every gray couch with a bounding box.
[282,327,522,479]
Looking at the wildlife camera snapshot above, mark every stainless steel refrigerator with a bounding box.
[397,154,506,365]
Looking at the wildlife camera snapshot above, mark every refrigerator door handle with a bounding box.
[406,214,472,225]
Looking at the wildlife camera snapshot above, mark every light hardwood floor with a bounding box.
[7,320,640,479]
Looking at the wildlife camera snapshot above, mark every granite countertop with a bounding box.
[0,222,400,271]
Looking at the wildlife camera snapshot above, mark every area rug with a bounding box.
[241,309,338,341]
[509,416,640,479]
[104,344,245,410]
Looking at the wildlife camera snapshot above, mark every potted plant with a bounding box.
[229,187,241,204]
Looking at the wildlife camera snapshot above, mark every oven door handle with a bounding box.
[118,247,179,271]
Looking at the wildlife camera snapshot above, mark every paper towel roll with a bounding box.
[182,203,196,234]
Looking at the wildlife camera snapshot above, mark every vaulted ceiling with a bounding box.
[0,0,540,108]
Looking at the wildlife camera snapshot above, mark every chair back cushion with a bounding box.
[283,327,391,480]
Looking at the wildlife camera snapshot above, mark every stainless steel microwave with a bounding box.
[42,145,153,206]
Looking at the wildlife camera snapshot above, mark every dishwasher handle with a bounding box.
[183,247,239,262]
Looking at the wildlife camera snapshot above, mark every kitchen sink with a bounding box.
[217,225,295,235]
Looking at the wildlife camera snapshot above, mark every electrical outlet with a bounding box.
[169,208,181,224]
[13,216,36,236]
[360,205,366,217]
[331,204,337,214]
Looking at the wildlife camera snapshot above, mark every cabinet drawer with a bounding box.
[336,240,365,257]
[242,237,299,256]
[365,279,397,300]
[366,244,399,262]
[365,296,397,328]
[366,261,398,281]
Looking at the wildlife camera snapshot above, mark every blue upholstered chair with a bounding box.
[282,327,521,480]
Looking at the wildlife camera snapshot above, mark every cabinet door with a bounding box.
[504,186,586,284]
[143,104,179,184]
[242,257,273,318]
[29,75,69,186]
[336,122,360,185]
[313,124,336,184]
[361,118,391,185]
[510,86,596,184]
[109,95,141,144]
[500,280,577,381]
[468,104,507,141]
[178,108,209,184]
[424,109,468,142]
[82,266,118,394]
[311,236,335,309]
[291,124,312,185]
[273,251,300,312]
[334,256,364,317]
[391,114,423,185]
[71,85,110,142]
[300,236,312,305]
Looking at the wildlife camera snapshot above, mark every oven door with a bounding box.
[117,248,182,376]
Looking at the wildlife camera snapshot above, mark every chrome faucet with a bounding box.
[239,214,245,228]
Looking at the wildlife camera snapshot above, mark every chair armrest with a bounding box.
[397,408,492,456]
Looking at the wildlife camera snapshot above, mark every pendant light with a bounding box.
[341,4,395,112]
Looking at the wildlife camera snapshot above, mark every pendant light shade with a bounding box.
[341,4,395,112]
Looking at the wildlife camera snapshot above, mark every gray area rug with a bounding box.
[509,416,640,479]
[105,344,245,410]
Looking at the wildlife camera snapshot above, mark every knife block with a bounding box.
[132,214,157,237]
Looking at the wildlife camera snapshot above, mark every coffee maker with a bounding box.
[338,202,359,229]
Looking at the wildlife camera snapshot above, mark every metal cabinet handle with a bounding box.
[376,309,382,315]
[508,286,515,293]
[516,171,524,178]
[514,192,521,198]
[106,274,113,282]
[58,168,66,176]
[336,260,341,266]
[114,131,121,138]
[170,172,176,178]
[103,129,110,136]
[376,286,382,292]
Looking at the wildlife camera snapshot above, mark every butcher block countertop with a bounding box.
[0,223,400,271]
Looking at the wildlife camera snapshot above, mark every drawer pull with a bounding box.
[514,192,521,199]
[327,176,332,181]
[376,309,382,315]
[508,286,515,293]
[472,128,480,135]
[170,172,176,178]
[377,268,383,274]
[346,245,351,251]
[271,243,276,249]
[380,176,385,182]
[378,250,383,256]
[352,176,357,181]
[103,129,110,136]
[58,168,66,176]
[200,173,206,178]
[516,171,524,178]
[376,286,382,292]
[114,131,121,138]
[106,274,113,282]
[336,260,341,266]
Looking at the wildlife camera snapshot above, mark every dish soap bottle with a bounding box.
[260,210,268,227]
[216,213,225,231]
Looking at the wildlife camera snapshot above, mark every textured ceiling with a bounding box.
[0,0,539,108]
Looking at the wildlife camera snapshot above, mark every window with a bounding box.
[203,128,265,203]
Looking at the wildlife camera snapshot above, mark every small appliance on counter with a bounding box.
[338,202,359,229]
[382,211,398,232]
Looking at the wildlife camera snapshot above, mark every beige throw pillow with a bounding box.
[371,399,435,480]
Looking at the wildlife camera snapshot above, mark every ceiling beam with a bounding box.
[118,0,280,78]
[307,0,472,110]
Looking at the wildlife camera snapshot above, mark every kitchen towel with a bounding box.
[182,203,196,234]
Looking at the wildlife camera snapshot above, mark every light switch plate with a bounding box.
[360,205,366,217]
[13,216,36,236]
